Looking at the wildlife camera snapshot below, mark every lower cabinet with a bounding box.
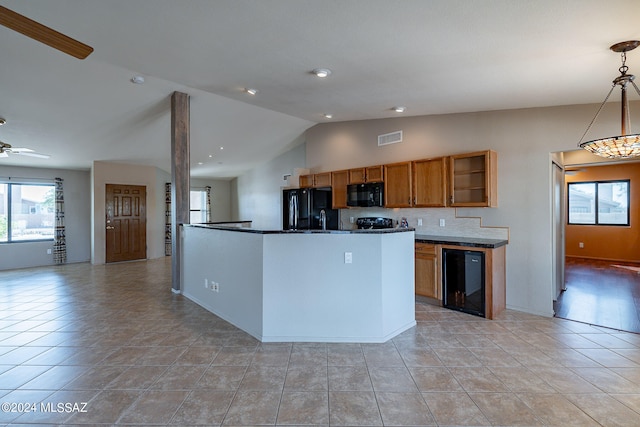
[415,243,440,300]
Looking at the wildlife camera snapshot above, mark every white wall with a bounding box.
[233,138,306,229]
[0,166,91,270]
[303,103,628,317]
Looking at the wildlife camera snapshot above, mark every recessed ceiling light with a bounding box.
[220,146,224,150]
[197,162,203,165]
[131,75,145,84]
[0,118,5,126]
[392,106,406,113]
[208,154,213,158]
[312,68,332,78]
[323,113,333,119]
[244,87,258,95]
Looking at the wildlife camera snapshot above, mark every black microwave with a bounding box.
[347,182,384,207]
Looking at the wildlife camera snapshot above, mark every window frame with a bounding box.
[189,189,210,224]
[0,182,56,243]
[567,179,630,226]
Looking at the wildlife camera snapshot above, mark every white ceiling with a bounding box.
[1,0,640,178]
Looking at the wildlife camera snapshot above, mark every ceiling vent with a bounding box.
[378,130,403,147]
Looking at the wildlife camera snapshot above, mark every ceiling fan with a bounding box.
[0,141,50,159]
[0,5,93,59]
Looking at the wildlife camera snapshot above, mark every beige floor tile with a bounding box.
[196,365,247,390]
[327,343,366,366]
[65,389,141,424]
[329,391,383,426]
[409,367,463,392]
[106,365,168,390]
[449,366,509,392]
[574,367,640,393]
[223,390,281,425]
[362,343,404,366]
[20,365,88,390]
[488,366,556,393]
[577,348,640,367]
[398,348,443,367]
[118,390,189,424]
[284,365,328,391]
[62,365,128,390]
[251,343,292,366]
[212,346,256,366]
[566,393,640,426]
[369,366,418,392]
[422,391,491,426]
[517,392,601,426]
[239,365,286,391]
[277,391,329,425]
[527,366,603,393]
[433,348,482,367]
[376,391,435,426]
[170,390,234,425]
[328,365,373,391]
[174,345,220,365]
[150,364,207,390]
[469,392,542,426]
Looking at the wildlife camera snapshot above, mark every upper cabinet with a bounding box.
[413,157,447,207]
[299,172,332,188]
[449,150,497,207]
[348,165,384,184]
[331,170,349,209]
[384,162,412,208]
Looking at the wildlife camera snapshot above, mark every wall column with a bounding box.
[171,91,190,292]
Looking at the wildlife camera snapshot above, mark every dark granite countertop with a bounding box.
[415,234,508,248]
[185,223,415,235]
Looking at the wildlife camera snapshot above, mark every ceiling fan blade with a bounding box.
[0,5,93,59]
[15,151,50,159]
[9,147,33,152]
[0,151,8,158]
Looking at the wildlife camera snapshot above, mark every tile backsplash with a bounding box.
[340,207,509,241]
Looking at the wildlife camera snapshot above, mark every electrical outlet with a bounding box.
[439,219,445,227]
[344,252,352,264]
[47,249,52,255]
[579,242,584,248]
[212,282,219,292]
[417,218,423,226]
[350,217,354,223]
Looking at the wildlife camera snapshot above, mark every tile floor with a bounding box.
[0,257,639,426]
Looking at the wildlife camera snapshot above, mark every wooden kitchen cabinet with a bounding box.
[412,157,447,207]
[299,172,332,188]
[415,243,440,299]
[313,172,332,187]
[331,170,349,209]
[384,162,412,208]
[349,165,384,184]
[449,150,497,207]
[299,174,313,188]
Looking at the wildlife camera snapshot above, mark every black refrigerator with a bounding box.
[283,187,338,230]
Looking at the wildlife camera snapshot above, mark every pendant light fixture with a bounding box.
[578,40,640,158]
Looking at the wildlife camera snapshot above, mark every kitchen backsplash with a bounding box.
[340,207,509,241]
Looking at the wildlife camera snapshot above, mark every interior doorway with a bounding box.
[553,157,640,332]
[105,184,147,263]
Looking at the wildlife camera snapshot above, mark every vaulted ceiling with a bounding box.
[1,0,639,178]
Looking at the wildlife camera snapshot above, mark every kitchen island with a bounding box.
[181,224,416,343]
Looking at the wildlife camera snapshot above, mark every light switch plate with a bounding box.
[344,252,352,264]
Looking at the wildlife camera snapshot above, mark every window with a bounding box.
[0,183,55,242]
[568,180,629,226]
[190,190,209,224]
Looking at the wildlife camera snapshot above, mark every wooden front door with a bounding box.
[106,184,147,263]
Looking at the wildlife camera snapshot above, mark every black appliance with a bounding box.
[347,182,384,207]
[356,217,394,229]
[442,248,485,317]
[283,187,338,230]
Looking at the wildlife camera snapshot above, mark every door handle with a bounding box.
[106,226,115,230]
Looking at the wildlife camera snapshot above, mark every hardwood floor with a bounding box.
[555,257,640,333]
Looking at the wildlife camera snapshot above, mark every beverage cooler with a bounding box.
[442,248,485,317]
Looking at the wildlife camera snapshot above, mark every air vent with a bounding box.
[378,130,403,146]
